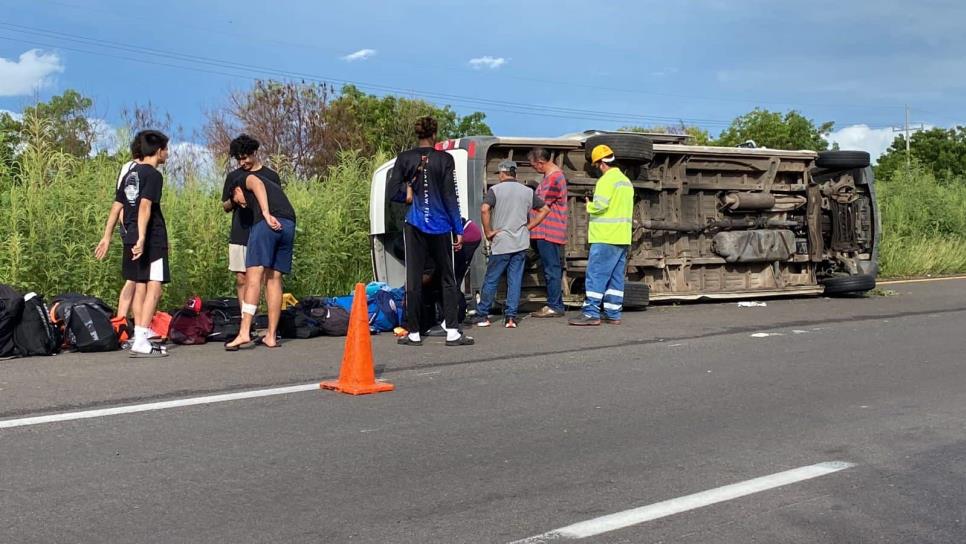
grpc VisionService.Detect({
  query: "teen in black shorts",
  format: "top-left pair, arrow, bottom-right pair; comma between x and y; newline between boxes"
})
116,130 -> 170,358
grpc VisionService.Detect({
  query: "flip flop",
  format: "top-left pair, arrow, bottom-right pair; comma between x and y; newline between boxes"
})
224,340 -> 256,352
254,336 -> 282,348
129,344 -> 169,358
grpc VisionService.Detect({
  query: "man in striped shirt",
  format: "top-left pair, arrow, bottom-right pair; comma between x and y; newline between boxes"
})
528,147 -> 568,318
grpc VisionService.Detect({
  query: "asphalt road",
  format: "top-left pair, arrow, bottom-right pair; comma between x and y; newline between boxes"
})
2,278 -> 965,543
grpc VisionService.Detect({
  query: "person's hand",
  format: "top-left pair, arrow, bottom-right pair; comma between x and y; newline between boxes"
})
132,239 -> 145,261
233,187 -> 247,208
453,234 -> 463,252
485,229 -> 501,241
266,214 -> 282,231
94,237 -> 110,260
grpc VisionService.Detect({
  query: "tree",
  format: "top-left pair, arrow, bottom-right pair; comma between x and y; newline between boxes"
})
619,124 -> 712,145
716,108 -> 833,151
875,127 -> 966,183
20,90 -> 95,157
328,84 -> 492,155
205,80 -> 349,178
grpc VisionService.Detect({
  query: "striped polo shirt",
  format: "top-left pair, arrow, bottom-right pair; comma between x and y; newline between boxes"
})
530,170 -> 568,245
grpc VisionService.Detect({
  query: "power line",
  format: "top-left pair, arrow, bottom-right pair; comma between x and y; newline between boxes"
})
0,23 -> 739,128
23,1 -> 908,113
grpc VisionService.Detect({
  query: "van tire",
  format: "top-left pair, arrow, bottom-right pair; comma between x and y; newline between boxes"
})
623,282 -> 650,310
821,274 -> 876,295
816,151 -> 871,169
585,134 -> 654,163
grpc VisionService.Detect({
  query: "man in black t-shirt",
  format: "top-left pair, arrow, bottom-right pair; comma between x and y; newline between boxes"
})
222,167 -> 251,304
115,130 -> 170,358
223,135 -> 297,351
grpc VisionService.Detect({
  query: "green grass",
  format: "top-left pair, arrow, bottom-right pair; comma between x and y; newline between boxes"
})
0,119 -> 381,309
876,164 -> 966,278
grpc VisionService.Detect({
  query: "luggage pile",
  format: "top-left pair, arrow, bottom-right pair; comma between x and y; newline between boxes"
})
0,282 -> 409,360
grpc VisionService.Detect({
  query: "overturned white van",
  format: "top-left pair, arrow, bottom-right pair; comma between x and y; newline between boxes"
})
370,131 -> 879,307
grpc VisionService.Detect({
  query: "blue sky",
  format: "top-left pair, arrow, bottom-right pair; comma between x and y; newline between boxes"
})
2,0 -> 965,159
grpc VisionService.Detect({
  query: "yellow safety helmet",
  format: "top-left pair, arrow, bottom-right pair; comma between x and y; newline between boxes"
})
590,144 -> 615,163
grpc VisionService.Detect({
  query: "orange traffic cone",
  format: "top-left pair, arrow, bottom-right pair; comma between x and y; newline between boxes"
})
320,283 -> 395,395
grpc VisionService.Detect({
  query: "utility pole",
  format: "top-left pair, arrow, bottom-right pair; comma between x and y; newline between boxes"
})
892,105 -> 925,168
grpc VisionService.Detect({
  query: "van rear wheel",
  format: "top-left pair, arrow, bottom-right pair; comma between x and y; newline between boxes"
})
821,274 -> 876,295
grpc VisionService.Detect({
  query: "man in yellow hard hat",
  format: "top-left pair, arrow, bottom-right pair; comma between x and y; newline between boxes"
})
570,144 -> 635,326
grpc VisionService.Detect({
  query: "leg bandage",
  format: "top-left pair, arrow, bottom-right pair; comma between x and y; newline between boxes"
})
241,303 -> 258,316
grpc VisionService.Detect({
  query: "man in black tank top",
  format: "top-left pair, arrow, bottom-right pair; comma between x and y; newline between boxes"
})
223,135 -> 297,351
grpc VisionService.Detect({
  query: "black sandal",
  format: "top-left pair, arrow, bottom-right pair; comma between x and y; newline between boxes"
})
397,336 -> 423,346
445,334 -> 475,346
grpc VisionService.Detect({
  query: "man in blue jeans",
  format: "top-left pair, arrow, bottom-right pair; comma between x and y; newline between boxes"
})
469,160 -> 550,329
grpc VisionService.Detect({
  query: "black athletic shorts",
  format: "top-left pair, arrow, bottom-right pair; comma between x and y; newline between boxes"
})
122,245 -> 171,283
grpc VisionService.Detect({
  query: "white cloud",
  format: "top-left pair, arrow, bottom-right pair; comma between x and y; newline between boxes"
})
0,49 -> 64,97
826,124 -> 899,162
168,141 -> 217,181
1,108 -> 23,121
469,56 -> 507,70
89,118 -> 120,156
341,49 -> 377,62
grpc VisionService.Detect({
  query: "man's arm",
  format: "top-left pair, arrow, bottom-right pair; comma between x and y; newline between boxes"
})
387,157 -> 409,204
528,205 -> 551,230
221,174 -> 235,212
132,197 -> 152,260
246,174 -> 281,231
586,178 -> 613,216
94,202 -> 124,260
441,154 -> 464,236
481,203 -> 497,241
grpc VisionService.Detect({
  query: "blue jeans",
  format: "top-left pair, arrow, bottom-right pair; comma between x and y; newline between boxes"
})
536,240 -> 565,313
582,243 -> 628,320
477,251 -> 526,319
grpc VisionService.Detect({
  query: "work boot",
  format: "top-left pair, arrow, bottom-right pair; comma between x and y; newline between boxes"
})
602,317 -> 622,325
568,315 -> 601,326
531,306 -> 563,318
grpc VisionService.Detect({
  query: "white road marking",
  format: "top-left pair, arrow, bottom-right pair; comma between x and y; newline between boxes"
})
878,275 -> 966,285
0,383 -> 322,430
509,461 -> 854,543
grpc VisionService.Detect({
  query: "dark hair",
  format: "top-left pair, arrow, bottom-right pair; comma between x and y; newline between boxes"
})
229,134 -> 260,159
528,147 -> 552,162
129,136 -> 142,160
414,116 -> 438,140
134,130 -> 169,157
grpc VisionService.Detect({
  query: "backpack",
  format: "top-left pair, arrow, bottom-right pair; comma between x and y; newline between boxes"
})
204,298 -> 244,340
13,293 -> 60,356
0,284 -> 25,358
111,316 -> 133,343
318,305 -> 350,336
51,293 -> 114,321
169,309 -> 213,345
64,302 -> 118,352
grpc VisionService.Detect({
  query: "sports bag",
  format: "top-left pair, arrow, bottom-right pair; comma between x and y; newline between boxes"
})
0,284 -> 25,358
64,302 -> 118,352
13,293 -> 60,356
169,309 -> 213,345
204,298 -> 244,340
318,305 -> 350,336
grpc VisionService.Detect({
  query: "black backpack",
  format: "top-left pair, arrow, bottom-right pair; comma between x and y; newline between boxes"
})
64,302 -> 118,352
52,293 -> 115,323
0,284 -> 25,358
204,298 -> 244,340
14,293 -> 60,356
318,305 -> 350,336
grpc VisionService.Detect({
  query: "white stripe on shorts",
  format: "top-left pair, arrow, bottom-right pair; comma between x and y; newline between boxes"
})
149,258 -> 165,282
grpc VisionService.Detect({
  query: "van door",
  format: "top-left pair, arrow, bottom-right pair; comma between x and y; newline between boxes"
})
370,150 -> 469,287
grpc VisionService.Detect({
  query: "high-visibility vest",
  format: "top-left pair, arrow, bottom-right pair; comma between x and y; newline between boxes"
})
586,167 -> 634,245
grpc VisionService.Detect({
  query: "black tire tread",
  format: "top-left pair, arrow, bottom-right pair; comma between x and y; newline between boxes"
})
585,134 -> 655,163
623,282 -> 650,310
816,150 -> 871,169
820,273 -> 876,295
